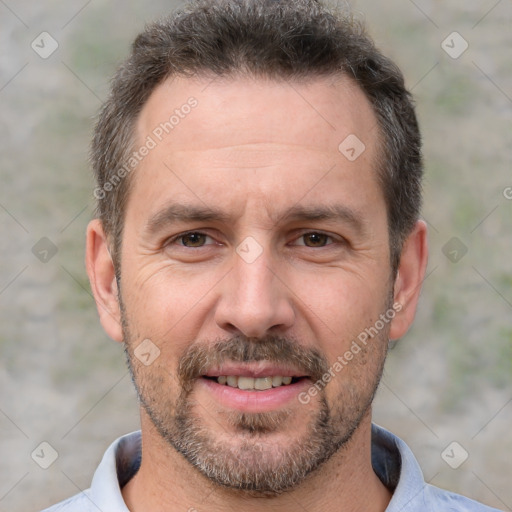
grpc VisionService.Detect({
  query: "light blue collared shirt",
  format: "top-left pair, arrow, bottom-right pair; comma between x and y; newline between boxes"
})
41,424 -> 504,511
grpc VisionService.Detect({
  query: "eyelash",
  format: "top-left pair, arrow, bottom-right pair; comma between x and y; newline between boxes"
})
170,232 -> 215,248
166,231 -> 341,248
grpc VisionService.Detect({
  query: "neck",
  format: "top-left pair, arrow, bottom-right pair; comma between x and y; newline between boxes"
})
122,410 -> 391,512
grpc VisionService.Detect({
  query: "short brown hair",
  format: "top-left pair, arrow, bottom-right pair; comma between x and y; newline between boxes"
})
91,0 -> 422,272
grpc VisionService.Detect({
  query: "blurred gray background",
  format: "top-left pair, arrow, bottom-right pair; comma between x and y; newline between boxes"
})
0,1 -> 511,511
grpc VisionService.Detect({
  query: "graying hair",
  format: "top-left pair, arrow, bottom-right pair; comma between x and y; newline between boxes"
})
91,0 -> 422,272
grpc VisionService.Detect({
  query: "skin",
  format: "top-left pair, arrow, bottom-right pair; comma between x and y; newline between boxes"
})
86,74 -> 428,512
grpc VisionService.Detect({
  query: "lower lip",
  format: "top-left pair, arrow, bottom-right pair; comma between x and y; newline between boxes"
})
199,377 -> 311,413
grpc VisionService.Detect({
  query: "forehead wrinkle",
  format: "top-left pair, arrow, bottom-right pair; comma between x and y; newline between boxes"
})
145,203 -> 232,236
144,198 -> 369,240
273,204 -> 368,236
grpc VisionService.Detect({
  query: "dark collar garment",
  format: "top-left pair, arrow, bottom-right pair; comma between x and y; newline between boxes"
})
41,424 -> 504,511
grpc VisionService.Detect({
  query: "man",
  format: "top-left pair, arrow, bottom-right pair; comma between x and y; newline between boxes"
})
42,0 -> 502,511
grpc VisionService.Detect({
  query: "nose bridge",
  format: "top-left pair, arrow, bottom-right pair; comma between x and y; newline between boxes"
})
215,240 -> 294,337
235,248 -> 274,303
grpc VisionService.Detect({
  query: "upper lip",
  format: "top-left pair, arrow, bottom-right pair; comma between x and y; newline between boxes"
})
203,362 -> 308,378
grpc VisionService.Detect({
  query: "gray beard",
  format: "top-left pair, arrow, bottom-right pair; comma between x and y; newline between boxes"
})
120,294 -> 389,496
136,381 -> 372,496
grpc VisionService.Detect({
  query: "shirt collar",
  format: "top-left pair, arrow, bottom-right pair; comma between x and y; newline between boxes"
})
89,424 -> 428,511
89,431 -> 141,512
371,423 -> 432,511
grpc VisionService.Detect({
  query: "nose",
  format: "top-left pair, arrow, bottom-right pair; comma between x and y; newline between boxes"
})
214,247 -> 295,338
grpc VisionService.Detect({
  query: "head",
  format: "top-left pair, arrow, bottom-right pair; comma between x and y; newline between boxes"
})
86,0 -> 427,497
92,0 -> 423,273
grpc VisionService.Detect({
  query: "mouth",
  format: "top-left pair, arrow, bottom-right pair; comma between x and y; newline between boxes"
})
198,363 -> 312,412
203,375 -> 305,390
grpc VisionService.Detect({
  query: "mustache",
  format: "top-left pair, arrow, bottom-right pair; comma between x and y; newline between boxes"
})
178,335 -> 330,388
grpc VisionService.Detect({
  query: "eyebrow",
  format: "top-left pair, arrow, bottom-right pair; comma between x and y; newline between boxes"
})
145,202 -> 366,236
145,203 -> 232,235
275,204 -> 367,235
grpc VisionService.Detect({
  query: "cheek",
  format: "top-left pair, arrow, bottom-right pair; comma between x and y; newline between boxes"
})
321,318 -> 390,409
122,263 -> 221,349
289,268 -> 389,340
291,271 -> 392,397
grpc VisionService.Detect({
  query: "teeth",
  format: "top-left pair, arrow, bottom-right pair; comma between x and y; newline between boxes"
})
215,375 -> 295,390
237,376 -> 254,390
255,377 -> 273,390
272,376 -> 283,387
226,376 -> 238,387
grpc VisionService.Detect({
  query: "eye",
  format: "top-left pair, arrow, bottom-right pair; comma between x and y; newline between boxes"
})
172,232 -> 214,248
294,232 -> 335,248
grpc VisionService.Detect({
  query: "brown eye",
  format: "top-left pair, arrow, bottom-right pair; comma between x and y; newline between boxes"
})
302,233 -> 331,247
180,232 -> 208,247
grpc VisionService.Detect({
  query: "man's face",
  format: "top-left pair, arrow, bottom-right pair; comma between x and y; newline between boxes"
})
119,75 -> 394,494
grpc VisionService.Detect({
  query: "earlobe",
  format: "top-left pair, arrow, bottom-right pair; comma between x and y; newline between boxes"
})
85,219 -> 123,342
389,220 -> 428,341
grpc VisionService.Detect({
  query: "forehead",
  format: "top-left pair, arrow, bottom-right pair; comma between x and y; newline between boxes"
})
137,74 -> 378,154
130,74 -> 383,224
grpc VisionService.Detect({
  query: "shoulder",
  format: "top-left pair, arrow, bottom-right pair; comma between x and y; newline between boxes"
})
371,424 -> 504,512
423,484 -> 505,512
39,491 -> 94,512
38,431 -> 140,512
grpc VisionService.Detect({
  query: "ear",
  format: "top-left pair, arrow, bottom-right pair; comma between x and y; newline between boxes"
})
85,219 -> 123,343
389,220 -> 428,340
